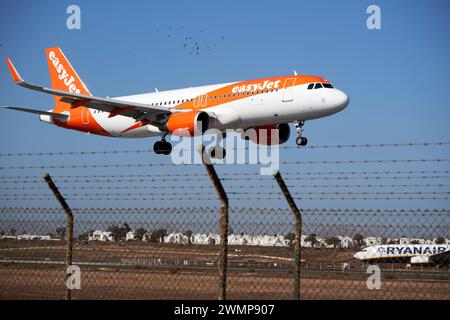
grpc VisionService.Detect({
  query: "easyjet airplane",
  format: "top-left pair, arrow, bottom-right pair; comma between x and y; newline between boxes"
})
3,48 -> 349,156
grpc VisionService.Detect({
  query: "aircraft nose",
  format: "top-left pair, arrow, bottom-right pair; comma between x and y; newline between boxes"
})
335,90 -> 349,110
354,252 -> 361,259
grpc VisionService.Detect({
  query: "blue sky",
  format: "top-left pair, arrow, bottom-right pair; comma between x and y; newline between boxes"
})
0,0 -> 449,212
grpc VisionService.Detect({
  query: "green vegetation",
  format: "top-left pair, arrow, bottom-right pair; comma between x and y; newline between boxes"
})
305,234 -> 318,248
107,223 -> 131,241
325,236 -> 341,248
353,234 -> 365,248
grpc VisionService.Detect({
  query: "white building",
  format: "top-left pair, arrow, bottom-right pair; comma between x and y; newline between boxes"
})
126,231 -> 135,241
88,230 -> 113,241
228,234 -> 246,246
17,234 -> 42,241
364,237 -> 382,246
164,232 -> 189,244
337,236 -> 354,249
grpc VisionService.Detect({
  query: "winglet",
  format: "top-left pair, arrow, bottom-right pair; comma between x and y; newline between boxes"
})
6,57 -> 23,83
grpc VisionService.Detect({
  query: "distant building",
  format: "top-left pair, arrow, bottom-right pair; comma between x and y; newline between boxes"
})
1,230 -> 447,249
364,237 -> 382,246
88,230 -> 113,241
399,237 -> 410,245
337,236 -> 354,249
164,232 -> 189,244
126,231 -> 135,241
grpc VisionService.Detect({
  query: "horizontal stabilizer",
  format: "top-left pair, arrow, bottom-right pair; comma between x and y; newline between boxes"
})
2,106 -> 69,121
5,55 -> 173,123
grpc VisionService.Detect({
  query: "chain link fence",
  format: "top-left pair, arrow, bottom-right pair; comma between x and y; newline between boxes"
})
0,142 -> 449,299
0,206 -> 448,299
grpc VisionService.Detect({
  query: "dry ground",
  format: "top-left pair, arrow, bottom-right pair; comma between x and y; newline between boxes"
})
0,240 -> 448,300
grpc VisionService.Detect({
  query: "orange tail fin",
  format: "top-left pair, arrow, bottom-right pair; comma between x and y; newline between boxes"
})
46,47 -> 91,112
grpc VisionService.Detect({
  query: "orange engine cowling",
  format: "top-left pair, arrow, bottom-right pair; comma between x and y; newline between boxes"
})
247,123 -> 291,145
165,111 -> 210,136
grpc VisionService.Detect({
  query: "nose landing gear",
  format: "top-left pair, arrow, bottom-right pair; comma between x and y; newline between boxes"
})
294,120 -> 308,146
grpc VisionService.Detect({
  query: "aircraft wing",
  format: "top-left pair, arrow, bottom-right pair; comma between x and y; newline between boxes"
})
6,57 -> 174,122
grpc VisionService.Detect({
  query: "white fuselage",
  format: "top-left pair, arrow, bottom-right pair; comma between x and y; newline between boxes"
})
60,79 -> 349,138
354,244 -> 450,263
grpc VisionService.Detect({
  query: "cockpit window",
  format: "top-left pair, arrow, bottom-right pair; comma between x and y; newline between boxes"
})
314,83 -> 323,89
307,83 -> 314,90
322,83 -> 334,88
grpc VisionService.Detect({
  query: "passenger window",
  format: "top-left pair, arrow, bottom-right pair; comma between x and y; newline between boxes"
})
314,83 -> 323,89
307,83 -> 314,90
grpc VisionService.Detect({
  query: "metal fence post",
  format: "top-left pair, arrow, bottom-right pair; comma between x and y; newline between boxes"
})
199,146 -> 229,300
273,170 -> 302,300
42,173 -> 74,300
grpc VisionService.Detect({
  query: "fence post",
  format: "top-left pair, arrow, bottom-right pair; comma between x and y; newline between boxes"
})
199,146 -> 229,300
273,170 -> 302,300
42,173 -> 74,300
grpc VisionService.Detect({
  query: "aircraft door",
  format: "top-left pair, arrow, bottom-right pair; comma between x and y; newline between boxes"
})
81,107 -> 90,125
194,94 -> 208,110
282,78 -> 296,102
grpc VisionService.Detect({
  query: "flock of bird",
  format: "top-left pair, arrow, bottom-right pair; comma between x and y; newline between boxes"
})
156,25 -> 225,56
0,27 -> 224,57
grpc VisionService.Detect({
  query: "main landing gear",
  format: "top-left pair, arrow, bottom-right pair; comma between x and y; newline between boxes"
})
153,136 -> 172,155
208,145 -> 226,159
208,131 -> 226,159
294,120 -> 308,146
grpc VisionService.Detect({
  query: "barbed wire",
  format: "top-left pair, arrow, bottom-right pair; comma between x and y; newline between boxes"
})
1,158 -> 450,171
1,196 -> 449,201
1,206 -> 449,214
1,142 -> 449,157
3,191 -> 449,197
2,183 -> 449,191
225,175 -> 450,181
1,169 -> 450,181
2,175 -> 450,184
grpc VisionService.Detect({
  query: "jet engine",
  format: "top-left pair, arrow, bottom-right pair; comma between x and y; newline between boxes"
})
165,111 -> 210,136
246,123 -> 291,145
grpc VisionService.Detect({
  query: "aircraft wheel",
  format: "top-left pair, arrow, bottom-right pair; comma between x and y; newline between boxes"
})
296,137 -> 308,146
161,142 -> 172,155
153,140 -> 172,155
209,146 -> 226,159
153,141 -> 163,154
